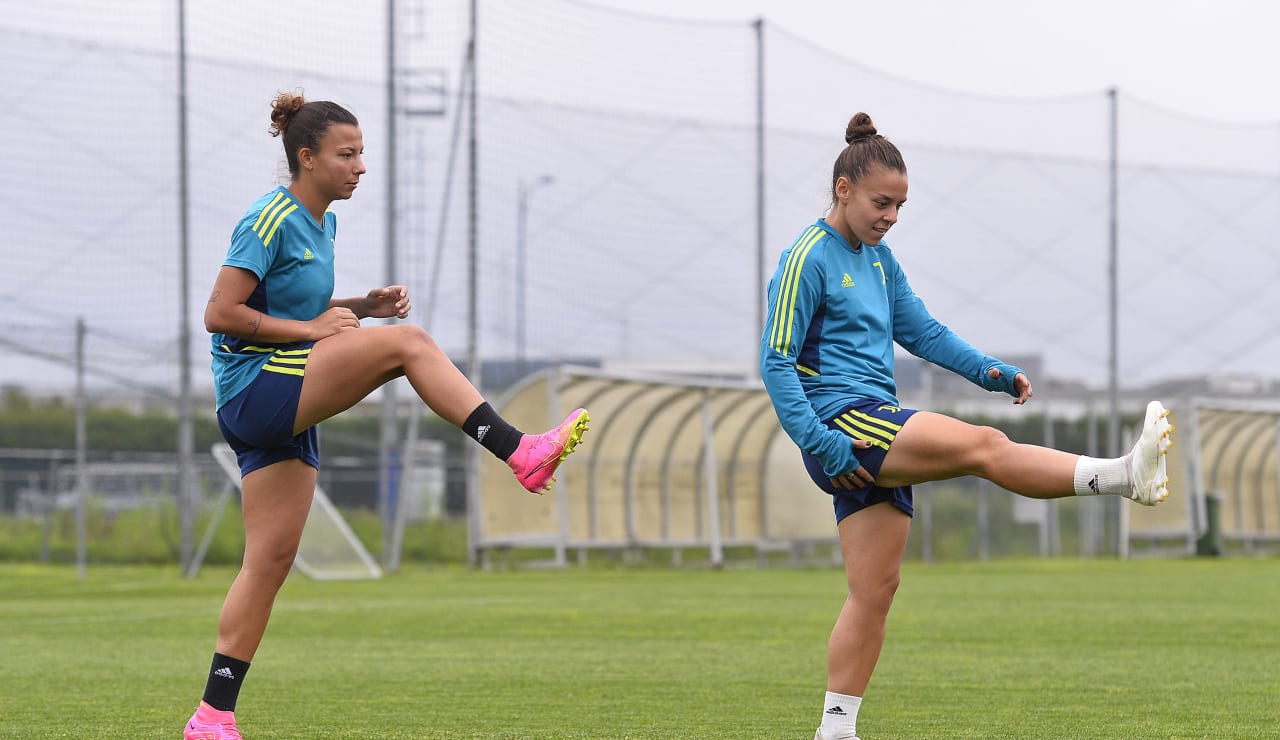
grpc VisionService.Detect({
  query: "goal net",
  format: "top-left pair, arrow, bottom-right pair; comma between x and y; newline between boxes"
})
208,443 -> 382,580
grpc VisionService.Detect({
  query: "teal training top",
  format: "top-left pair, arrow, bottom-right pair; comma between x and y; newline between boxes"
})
759,219 -> 1022,477
210,187 -> 337,409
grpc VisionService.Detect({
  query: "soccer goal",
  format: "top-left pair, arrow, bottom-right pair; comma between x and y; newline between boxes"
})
189,443 -> 382,580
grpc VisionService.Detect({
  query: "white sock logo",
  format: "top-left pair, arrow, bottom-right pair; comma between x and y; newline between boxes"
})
214,667 -> 236,681
476,424 -> 490,442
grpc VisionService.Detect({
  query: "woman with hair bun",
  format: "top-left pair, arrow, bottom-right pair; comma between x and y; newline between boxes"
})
760,112 -> 1173,740
183,90 -> 589,739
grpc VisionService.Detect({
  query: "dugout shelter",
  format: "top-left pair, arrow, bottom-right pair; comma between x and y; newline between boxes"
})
472,366 -> 837,566
1128,398 -> 1280,555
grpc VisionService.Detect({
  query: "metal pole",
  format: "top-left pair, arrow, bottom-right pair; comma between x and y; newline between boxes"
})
467,0 -> 479,389
702,390 -> 723,568
753,18 -> 766,344
378,0 -> 400,566
1107,87 -> 1120,459
75,317 -> 87,580
465,0 -> 481,568
1107,87 -> 1121,556
176,0 -> 196,573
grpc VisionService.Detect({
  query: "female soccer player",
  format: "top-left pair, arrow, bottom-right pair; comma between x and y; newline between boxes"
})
183,91 -> 589,740
759,113 -> 1173,740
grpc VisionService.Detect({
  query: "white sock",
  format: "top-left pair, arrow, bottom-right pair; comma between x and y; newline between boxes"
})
819,691 -> 861,739
1073,454 -> 1131,497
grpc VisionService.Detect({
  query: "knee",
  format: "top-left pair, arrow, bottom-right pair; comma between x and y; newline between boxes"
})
242,542 -> 299,589
395,325 -> 442,360
848,569 -> 901,615
969,425 -> 1014,471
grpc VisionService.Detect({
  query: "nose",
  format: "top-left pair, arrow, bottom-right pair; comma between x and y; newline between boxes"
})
883,206 -> 899,224
354,155 -> 367,175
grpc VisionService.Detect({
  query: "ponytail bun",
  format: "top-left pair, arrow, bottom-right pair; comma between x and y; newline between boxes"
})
845,112 -> 877,145
268,90 -> 307,138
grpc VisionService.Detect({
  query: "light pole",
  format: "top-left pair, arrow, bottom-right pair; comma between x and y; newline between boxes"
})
516,174 -> 554,377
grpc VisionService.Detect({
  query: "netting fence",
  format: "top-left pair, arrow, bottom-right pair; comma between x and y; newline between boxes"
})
3,0 -> 1279,564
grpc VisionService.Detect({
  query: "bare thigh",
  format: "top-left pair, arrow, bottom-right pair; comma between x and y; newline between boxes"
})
838,501 -> 912,587
293,325 -> 416,433
241,459 -> 317,566
875,411 -> 1003,488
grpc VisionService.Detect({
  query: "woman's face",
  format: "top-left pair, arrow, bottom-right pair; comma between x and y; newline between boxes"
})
301,123 -> 366,202
837,166 -> 907,247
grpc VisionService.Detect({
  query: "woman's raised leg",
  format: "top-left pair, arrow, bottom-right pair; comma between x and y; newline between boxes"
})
294,324 -> 482,432
875,411 -> 1078,498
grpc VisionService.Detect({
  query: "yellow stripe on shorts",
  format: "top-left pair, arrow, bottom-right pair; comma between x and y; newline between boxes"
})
832,408 -> 904,450
261,347 -> 310,377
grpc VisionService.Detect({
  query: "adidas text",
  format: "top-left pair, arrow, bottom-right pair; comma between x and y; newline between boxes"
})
825,706 -> 847,716
214,667 -> 237,680
476,424 -> 490,442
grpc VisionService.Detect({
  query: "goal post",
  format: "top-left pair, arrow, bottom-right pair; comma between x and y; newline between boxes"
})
196,443 -> 382,580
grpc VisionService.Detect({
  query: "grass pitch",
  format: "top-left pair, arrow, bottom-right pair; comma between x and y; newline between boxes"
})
1,557 -> 1275,739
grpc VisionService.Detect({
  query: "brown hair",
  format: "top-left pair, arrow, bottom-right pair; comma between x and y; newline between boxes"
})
831,112 -> 906,201
268,90 -> 360,178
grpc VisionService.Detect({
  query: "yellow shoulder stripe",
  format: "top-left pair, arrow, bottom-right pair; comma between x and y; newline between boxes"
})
769,226 -> 824,354
250,192 -> 286,233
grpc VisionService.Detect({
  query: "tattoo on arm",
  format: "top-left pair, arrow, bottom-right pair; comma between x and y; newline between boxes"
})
208,290 -> 220,304
249,312 -> 262,339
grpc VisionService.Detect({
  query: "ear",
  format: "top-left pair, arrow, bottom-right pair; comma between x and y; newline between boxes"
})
834,175 -> 851,203
297,147 -> 315,171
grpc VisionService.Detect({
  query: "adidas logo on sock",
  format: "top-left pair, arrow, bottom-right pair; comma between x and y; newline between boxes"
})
476,424 -> 490,442
825,706 -> 847,716
1088,475 -> 1100,493
214,667 -> 237,680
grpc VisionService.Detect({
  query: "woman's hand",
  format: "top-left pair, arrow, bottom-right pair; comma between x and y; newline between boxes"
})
363,285 -> 411,319
308,307 -> 361,339
829,438 -> 877,490
987,366 -> 1034,405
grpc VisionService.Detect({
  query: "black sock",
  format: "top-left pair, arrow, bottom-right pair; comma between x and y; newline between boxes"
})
462,402 -> 523,460
202,652 -> 251,712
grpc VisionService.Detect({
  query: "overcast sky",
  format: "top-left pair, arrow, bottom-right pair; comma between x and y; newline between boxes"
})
5,0 -> 1280,394
591,0 -> 1280,123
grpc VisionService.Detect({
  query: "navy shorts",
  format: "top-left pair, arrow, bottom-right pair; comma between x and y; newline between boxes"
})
801,399 -> 918,523
217,346 -> 319,478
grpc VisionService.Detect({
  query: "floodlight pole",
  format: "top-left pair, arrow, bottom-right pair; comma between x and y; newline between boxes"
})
176,0 -> 196,573
1107,87 -> 1120,459
1107,88 -> 1123,555
754,18 -> 766,344
465,0 -> 481,569
379,0 -> 401,567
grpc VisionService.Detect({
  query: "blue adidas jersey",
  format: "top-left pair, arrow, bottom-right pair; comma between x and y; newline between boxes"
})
760,219 -> 1012,477
210,187 -> 337,409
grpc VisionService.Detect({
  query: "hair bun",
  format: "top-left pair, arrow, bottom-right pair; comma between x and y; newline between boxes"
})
845,112 -> 877,145
268,90 -> 307,138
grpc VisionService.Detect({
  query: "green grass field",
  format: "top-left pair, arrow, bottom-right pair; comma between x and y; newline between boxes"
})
2,558 -> 1276,739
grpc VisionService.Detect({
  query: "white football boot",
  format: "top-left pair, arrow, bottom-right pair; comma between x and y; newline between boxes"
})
1127,401 -> 1174,505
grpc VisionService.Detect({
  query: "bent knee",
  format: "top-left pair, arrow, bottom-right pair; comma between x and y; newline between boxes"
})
392,324 -> 441,357
393,323 -> 434,344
